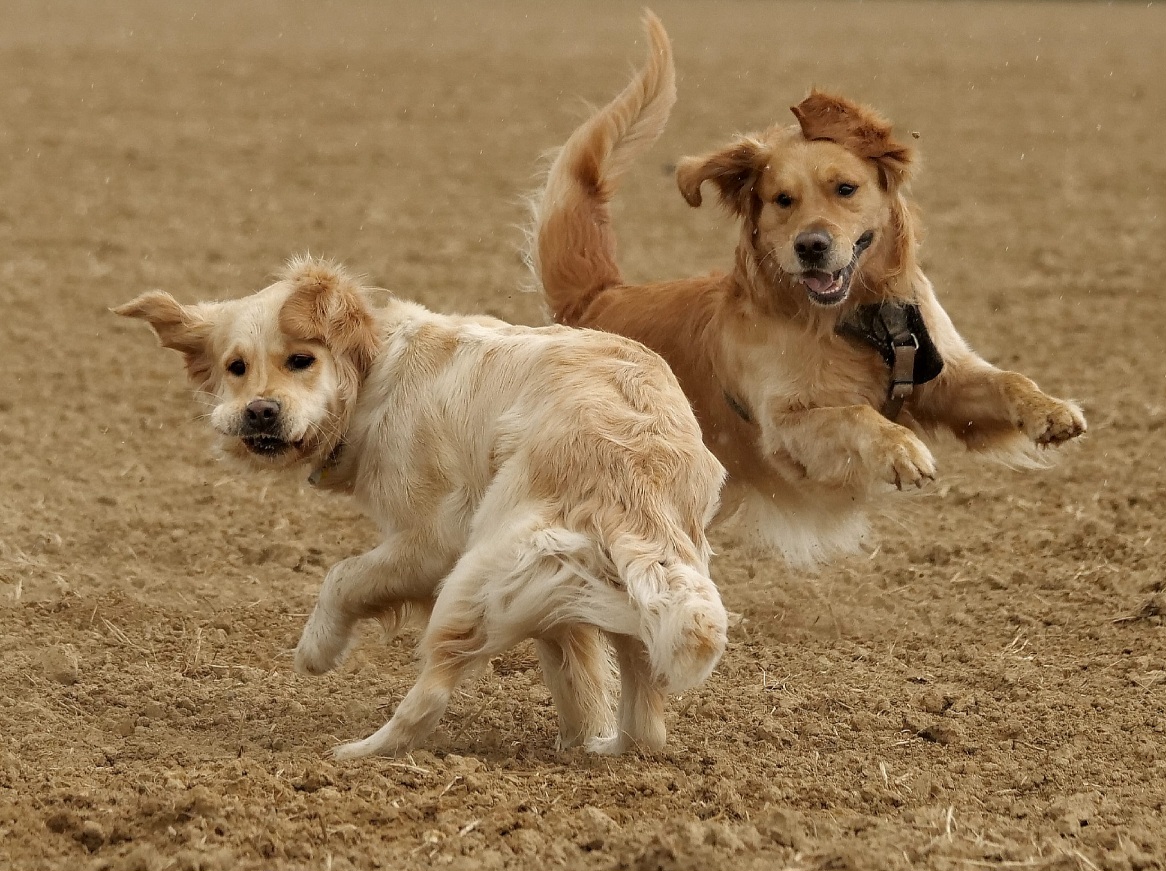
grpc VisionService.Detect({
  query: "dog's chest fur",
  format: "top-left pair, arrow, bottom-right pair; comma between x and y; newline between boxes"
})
723,314 -> 888,416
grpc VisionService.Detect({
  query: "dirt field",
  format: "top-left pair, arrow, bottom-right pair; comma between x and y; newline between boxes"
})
1,1 -> 1164,868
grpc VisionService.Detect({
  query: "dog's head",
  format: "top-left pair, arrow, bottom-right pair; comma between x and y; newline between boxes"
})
114,256 -> 379,471
677,89 -> 917,308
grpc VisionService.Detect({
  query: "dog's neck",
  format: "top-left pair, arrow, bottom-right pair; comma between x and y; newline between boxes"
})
307,439 -> 352,491
302,298 -> 429,493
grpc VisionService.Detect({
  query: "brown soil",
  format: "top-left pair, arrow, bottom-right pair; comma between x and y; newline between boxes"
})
2,2 -> 1163,869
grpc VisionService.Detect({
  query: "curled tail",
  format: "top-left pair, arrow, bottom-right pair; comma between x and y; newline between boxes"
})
525,11 -> 676,325
607,533 -> 728,694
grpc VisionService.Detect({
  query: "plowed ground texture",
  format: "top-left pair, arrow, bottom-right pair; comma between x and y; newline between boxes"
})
1,2 -> 1163,869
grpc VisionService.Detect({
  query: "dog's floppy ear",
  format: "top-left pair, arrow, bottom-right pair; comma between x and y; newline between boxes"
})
676,137 -> 767,216
791,89 -> 915,190
113,292 -> 215,383
278,256 -> 379,375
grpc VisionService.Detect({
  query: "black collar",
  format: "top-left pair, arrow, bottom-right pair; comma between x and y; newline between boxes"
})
836,301 -> 944,420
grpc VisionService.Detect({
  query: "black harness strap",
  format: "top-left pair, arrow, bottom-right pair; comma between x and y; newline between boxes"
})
836,302 -> 944,420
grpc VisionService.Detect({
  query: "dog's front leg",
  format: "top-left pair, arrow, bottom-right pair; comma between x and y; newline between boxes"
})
913,361 -> 1086,453
294,538 -> 439,676
761,404 -> 936,490
910,284 -> 1086,453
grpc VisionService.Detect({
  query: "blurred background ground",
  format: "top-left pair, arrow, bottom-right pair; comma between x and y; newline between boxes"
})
0,1 -> 1163,868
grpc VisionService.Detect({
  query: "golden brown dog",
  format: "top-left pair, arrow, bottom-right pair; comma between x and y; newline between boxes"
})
116,256 -> 727,757
528,13 -> 1086,567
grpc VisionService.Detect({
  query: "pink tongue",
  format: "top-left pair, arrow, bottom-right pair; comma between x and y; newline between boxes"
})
801,271 -> 835,294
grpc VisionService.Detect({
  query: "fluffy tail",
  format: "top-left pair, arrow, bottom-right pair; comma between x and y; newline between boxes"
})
525,11 -> 676,325
607,533 -> 728,694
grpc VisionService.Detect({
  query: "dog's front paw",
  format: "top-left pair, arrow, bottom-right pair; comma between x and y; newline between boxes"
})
781,410 -> 936,491
293,609 -> 350,676
872,428 -> 936,490
293,640 -> 335,677
332,736 -> 396,760
1014,395 -> 1087,447
584,733 -> 627,756
332,722 -> 415,760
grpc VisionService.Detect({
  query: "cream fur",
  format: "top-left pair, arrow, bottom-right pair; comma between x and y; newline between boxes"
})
116,256 -> 728,759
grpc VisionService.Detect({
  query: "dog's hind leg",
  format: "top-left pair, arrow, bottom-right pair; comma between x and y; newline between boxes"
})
535,625 -> 615,749
295,537 -> 446,677
586,633 -> 666,755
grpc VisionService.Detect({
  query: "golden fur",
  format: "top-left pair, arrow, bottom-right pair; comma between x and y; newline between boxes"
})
527,13 -> 1086,567
115,256 -> 728,758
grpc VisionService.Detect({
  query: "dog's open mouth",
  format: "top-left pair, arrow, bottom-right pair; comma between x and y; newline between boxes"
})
800,230 -> 875,307
242,435 -> 293,457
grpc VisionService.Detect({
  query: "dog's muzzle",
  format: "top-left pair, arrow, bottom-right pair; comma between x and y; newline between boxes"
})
799,230 -> 875,306
240,398 -> 293,457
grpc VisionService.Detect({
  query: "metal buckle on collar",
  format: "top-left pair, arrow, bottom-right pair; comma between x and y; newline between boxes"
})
890,334 -> 918,399
882,334 -> 919,420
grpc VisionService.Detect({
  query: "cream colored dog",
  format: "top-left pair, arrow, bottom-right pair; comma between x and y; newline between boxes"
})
116,256 -> 727,758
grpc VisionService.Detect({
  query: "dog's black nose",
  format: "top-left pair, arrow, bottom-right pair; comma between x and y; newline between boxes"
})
244,398 -> 281,432
794,230 -> 832,265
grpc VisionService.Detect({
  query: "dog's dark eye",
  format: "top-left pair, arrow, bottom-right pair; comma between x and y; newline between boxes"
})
837,183 -> 858,198
287,353 -> 315,371
227,359 -> 246,377
775,193 -> 794,208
